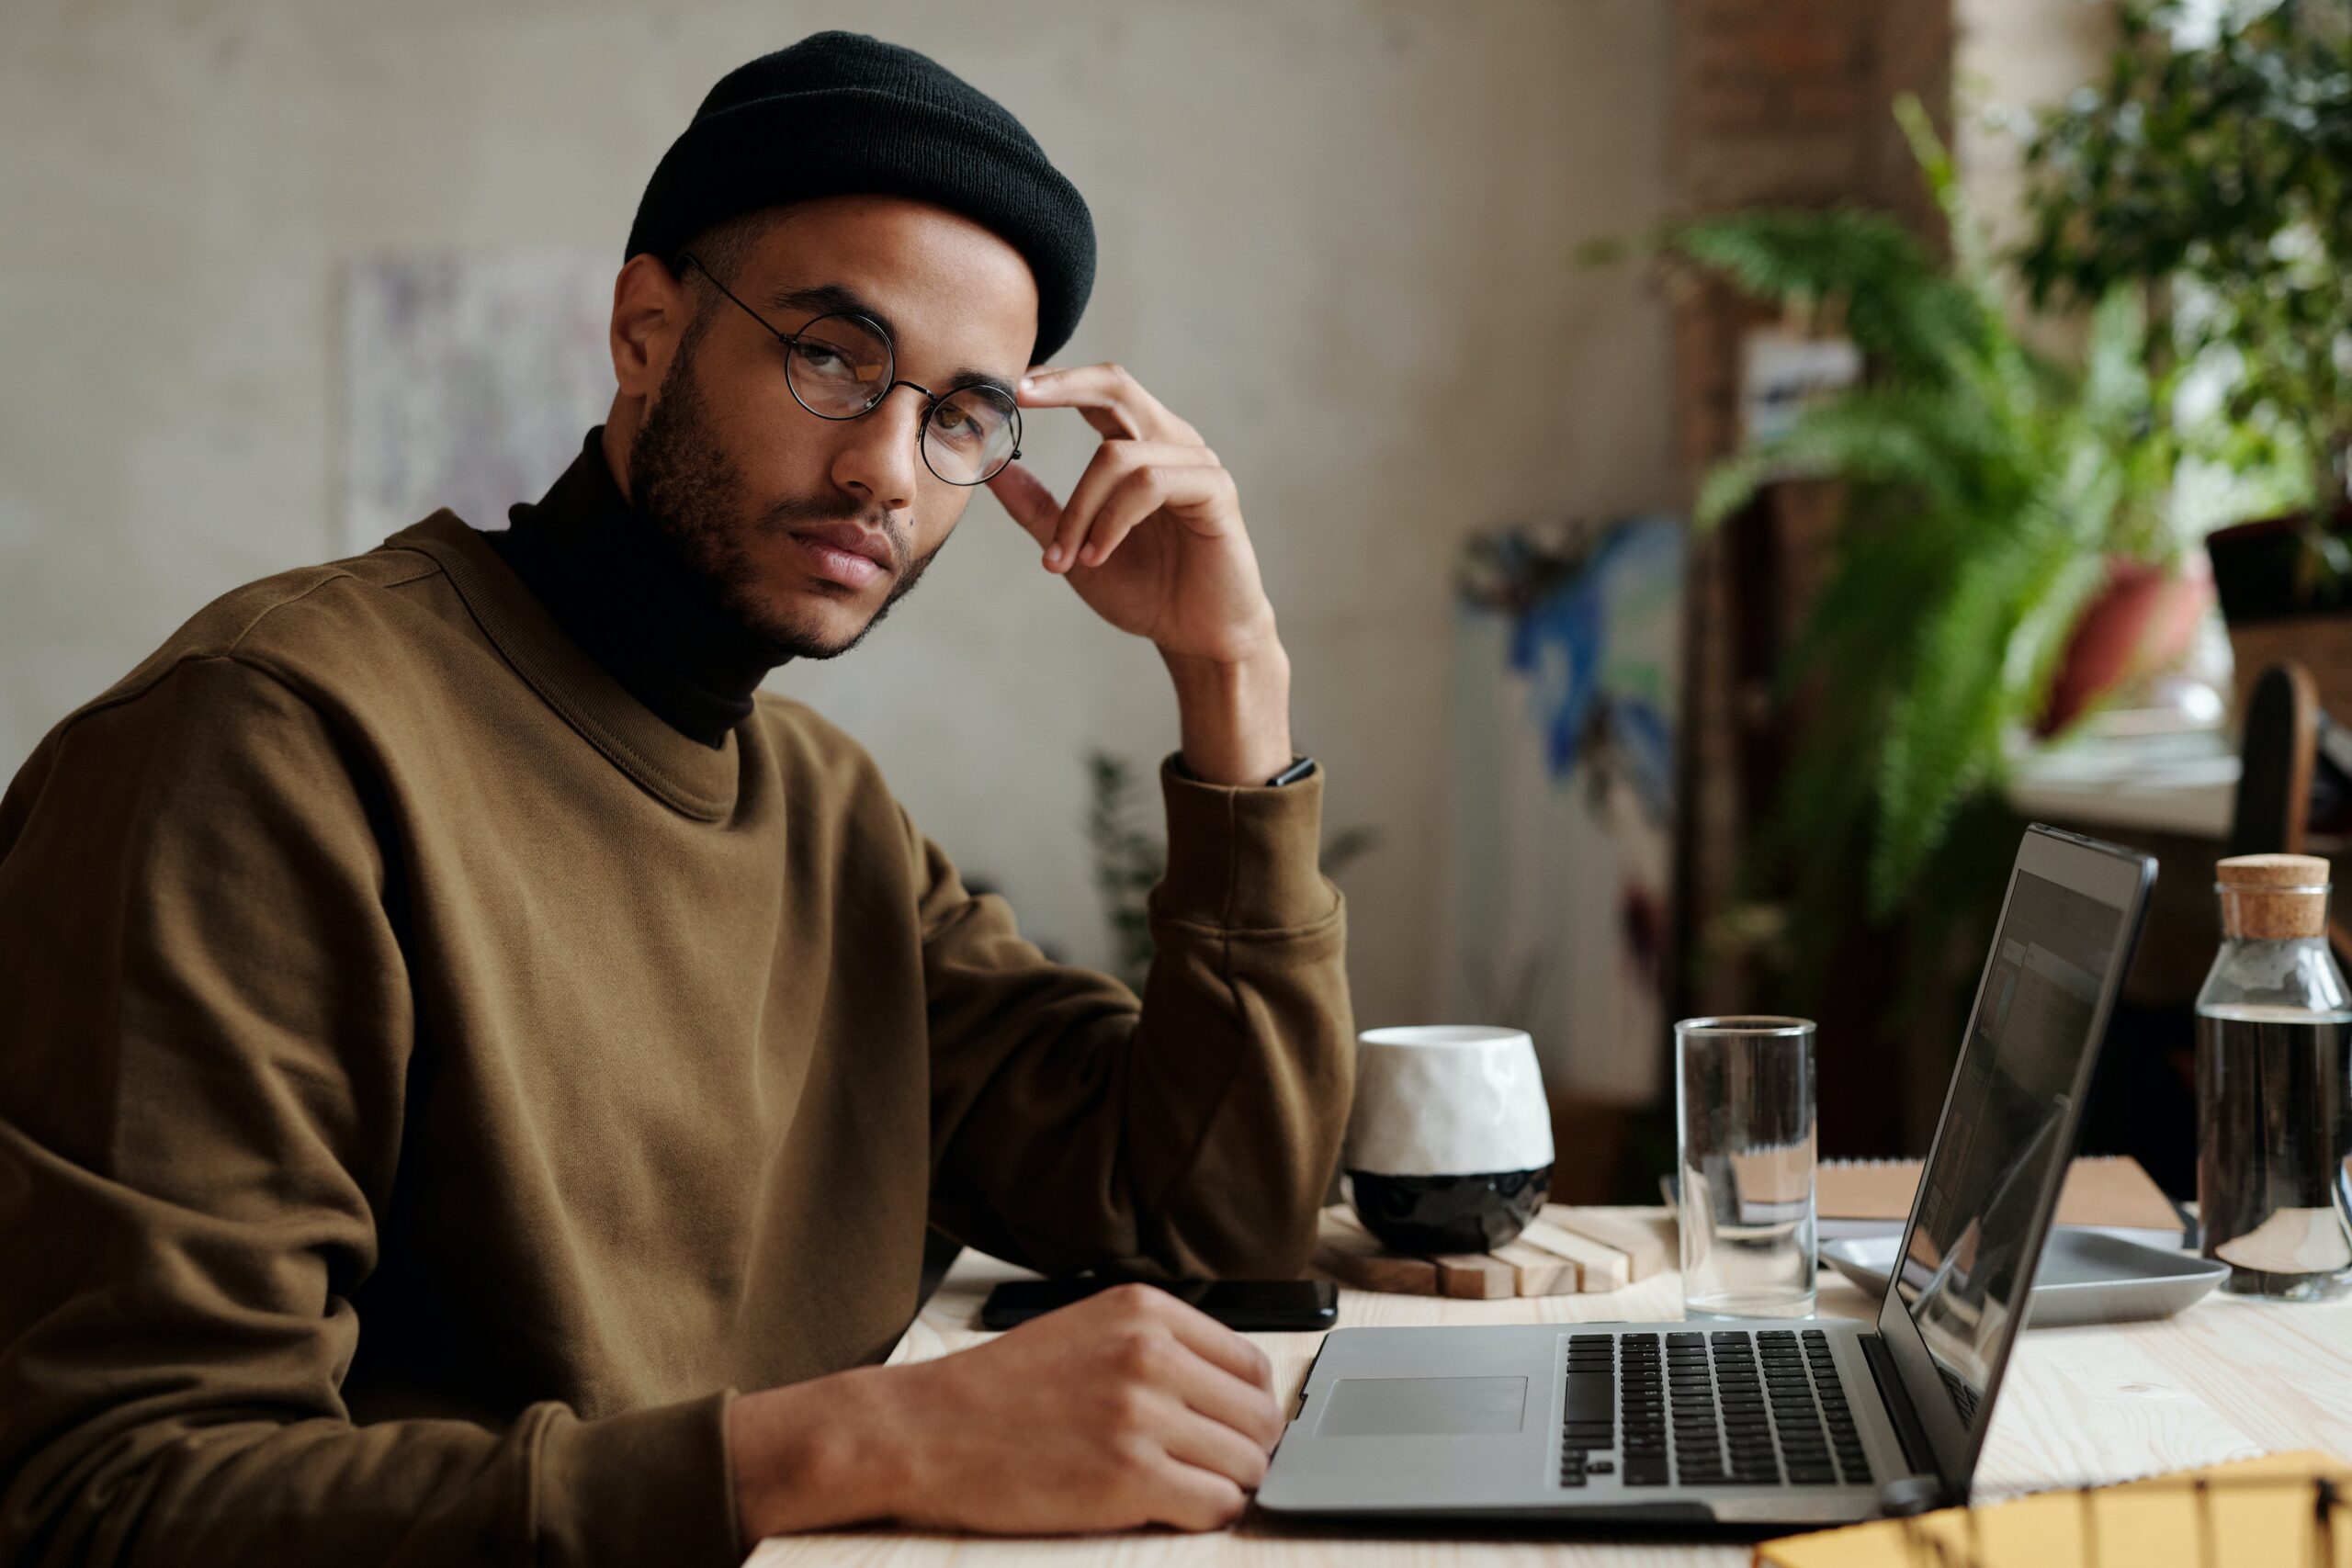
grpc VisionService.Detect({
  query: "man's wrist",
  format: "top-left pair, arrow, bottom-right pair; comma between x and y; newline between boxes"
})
1161,637 -> 1293,785
728,1365 -> 910,1538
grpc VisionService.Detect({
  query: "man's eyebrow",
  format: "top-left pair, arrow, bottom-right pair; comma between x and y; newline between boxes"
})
767,283 -> 894,334
766,283 -> 1021,400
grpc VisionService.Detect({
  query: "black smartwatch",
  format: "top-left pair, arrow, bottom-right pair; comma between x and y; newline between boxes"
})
1170,752 -> 1317,787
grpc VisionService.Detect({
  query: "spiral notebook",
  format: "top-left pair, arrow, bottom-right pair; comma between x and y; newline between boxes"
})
1662,1153 -> 2193,1249
1755,1449 -> 2352,1568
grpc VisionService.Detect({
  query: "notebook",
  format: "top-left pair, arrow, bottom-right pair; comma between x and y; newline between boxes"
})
1756,1449 -> 2352,1567
1662,1154 -> 2192,1249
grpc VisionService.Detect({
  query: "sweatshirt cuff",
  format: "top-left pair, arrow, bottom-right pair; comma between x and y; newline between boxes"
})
1150,752 -> 1338,931
533,1389 -> 741,1568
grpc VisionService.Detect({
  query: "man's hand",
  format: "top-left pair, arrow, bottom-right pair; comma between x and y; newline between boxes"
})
987,364 -> 1273,665
728,1282 -> 1287,1540
987,364 -> 1294,784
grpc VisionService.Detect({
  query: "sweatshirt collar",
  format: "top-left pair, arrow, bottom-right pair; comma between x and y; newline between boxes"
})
487,426 -> 794,749
383,506 -> 749,823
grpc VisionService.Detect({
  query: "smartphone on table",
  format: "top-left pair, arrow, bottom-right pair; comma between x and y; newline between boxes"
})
978,1277 -> 1338,1332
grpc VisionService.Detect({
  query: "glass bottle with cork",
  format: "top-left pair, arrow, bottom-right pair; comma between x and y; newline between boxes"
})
2195,852 -> 2352,1300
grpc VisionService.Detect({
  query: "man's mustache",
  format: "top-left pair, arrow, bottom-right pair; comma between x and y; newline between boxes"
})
757,491 -> 910,573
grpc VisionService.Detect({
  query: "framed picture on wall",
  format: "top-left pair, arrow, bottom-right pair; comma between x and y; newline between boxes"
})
340,248 -> 616,556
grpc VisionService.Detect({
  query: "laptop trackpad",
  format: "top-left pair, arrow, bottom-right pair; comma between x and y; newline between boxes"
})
1316,1376 -> 1529,1436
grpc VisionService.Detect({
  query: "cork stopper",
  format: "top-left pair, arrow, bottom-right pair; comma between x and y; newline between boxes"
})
2215,853 -> 2332,940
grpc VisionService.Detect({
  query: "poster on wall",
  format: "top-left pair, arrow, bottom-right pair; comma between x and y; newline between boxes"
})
340,249 -> 616,556
1439,514 -> 1686,1108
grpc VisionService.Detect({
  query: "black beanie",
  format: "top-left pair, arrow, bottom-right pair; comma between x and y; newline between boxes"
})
625,31 -> 1095,363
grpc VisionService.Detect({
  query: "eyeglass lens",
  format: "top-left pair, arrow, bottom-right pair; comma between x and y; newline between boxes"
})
785,312 -> 1019,485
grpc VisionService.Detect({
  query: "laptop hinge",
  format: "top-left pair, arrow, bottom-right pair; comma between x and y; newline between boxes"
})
1857,1330 -> 1946,1511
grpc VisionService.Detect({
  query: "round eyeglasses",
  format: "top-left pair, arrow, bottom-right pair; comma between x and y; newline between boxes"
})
675,252 -> 1023,486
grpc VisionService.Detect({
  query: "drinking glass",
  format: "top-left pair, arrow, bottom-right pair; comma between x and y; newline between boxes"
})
1676,1016 -> 1817,1320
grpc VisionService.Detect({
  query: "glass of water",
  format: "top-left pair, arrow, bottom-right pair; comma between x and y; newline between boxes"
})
1676,1016 -> 1817,1320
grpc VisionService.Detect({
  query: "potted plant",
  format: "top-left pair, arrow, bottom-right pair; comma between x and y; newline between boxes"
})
1664,98 -> 2186,952
2015,0 -> 2352,716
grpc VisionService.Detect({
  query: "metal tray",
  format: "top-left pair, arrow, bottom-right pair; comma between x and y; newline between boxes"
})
1820,1228 -> 2228,1327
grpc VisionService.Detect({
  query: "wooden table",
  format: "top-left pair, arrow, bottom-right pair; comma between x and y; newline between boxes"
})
746,1210 -> 2352,1565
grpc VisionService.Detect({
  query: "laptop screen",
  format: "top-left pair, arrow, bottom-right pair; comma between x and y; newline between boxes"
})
1891,866 -> 2125,1434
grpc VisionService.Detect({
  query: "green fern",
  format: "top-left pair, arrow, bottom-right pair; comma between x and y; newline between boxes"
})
1661,95 -> 2181,929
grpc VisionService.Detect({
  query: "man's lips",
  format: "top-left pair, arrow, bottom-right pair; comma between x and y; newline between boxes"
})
785,522 -> 893,590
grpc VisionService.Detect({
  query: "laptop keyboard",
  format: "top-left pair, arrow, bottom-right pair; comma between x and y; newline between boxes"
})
1558,1329 -> 1873,1489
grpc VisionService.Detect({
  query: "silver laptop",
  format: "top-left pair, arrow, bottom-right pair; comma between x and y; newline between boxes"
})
1259,824 -> 2154,1529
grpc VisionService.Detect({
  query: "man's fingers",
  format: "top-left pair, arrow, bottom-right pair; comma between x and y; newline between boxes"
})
1047,443 -> 1221,572
1153,1332 -> 1286,1450
1070,464 -> 1237,571
1019,362 -> 1204,446
1145,1293 -> 1280,1403
1153,1399 -> 1273,1492
1140,1455 -> 1250,1532
986,460 -> 1062,547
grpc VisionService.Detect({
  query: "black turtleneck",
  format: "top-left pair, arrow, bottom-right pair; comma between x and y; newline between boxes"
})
484,426 -> 793,749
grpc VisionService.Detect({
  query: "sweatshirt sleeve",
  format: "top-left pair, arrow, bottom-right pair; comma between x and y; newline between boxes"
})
0,656 -> 741,1568
919,755 -> 1353,1280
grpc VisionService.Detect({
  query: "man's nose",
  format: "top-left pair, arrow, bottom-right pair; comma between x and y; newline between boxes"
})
829,383 -> 928,513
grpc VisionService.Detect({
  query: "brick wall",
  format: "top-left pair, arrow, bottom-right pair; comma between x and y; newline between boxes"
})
1669,0 -> 1954,1060
1672,0 -> 1953,473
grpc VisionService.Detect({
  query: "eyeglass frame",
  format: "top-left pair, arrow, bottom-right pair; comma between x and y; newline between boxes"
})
673,251 -> 1023,486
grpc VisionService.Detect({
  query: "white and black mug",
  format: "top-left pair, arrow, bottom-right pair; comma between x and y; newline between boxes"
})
1344,1025 -> 1555,1253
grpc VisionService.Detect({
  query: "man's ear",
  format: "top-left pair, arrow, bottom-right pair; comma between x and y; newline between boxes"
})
610,254 -> 688,400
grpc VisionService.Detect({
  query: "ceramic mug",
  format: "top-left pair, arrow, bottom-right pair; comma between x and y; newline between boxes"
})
1344,1024 -> 1555,1252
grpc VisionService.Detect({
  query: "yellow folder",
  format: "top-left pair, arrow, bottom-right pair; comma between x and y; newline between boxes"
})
1755,1450 -> 2352,1568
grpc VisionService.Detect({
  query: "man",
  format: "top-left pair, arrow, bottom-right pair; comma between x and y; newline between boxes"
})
0,31 -> 1351,1564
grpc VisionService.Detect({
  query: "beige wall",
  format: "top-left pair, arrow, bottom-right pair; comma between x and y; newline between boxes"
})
0,0 -> 1679,1027
1953,0 -> 2116,258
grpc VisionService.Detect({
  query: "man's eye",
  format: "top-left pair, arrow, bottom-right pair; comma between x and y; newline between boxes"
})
797,343 -> 846,370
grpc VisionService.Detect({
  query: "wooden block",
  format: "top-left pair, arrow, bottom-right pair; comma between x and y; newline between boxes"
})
1429,1252 -> 1517,1299
1540,1205 -> 1671,1281
1311,1210 -> 1438,1294
1515,1217 -> 1633,1292
1492,1239 -> 1579,1295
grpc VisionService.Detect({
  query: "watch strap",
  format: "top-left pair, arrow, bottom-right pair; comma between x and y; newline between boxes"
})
1170,751 -> 1317,787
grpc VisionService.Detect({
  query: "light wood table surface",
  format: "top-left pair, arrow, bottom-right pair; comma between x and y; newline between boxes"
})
746,1209 -> 2352,1565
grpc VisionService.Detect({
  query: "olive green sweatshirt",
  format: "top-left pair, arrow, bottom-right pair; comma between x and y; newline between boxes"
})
0,509 -> 1352,1566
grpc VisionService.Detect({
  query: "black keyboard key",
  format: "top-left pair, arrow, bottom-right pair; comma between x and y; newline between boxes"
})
1623,1453 -> 1668,1485
1565,1370 -> 1612,1425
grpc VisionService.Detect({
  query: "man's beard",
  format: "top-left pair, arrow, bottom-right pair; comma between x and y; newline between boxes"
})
626,322 -> 942,660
